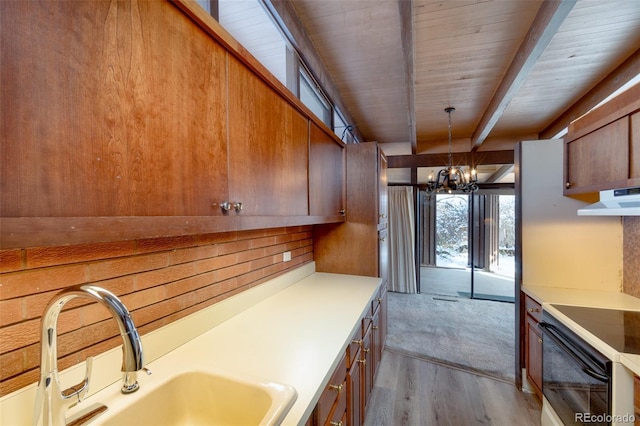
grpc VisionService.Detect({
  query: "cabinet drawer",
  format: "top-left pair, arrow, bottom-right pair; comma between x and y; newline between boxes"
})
317,353 -> 347,425
524,295 -> 542,323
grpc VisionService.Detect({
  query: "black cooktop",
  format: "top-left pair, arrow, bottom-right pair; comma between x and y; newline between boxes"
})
550,304 -> 640,355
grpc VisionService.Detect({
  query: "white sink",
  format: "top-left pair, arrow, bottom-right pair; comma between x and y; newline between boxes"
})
91,371 -> 296,426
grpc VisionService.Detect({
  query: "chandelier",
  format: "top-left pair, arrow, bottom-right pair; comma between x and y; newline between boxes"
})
425,107 -> 478,193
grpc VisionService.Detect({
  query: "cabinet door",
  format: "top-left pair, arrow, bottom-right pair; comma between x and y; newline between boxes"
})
362,325 -> 373,407
1,0 -> 229,217
227,57 -> 309,217
348,345 -> 363,426
565,116 -> 629,194
378,150 -> 389,230
525,315 -> 543,397
372,308 -> 382,378
379,229 -> 389,285
631,112 -> 640,181
309,123 -> 345,217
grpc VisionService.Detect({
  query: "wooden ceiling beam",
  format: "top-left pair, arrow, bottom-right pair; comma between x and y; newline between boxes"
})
387,150 -> 514,169
398,0 -> 417,155
470,0 -> 577,151
540,48 -> 640,139
485,165 -> 515,183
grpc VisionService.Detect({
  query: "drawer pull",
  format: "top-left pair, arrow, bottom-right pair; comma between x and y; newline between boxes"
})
528,307 -> 540,313
329,384 -> 343,393
377,298 -> 382,302
330,422 -> 343,426
357,359 -> 366,365
352,339 -> 363,345
363,348 -> 370,354
373,325 -> 379,330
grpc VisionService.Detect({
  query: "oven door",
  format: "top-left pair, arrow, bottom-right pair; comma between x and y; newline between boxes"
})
540,313 -> 612,426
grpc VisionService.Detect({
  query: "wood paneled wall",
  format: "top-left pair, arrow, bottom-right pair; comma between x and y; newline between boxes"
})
0,227 -> 313,397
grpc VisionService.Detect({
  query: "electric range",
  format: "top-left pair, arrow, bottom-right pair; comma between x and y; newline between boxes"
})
541,305 -> 639,425
550,304 -> 640,355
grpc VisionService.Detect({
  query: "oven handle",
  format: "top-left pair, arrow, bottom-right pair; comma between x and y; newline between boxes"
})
539,322 -> 609,383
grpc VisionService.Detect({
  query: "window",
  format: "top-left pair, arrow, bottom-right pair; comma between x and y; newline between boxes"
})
299,69 -> 331,127
217,0 -> 288,86
196,0 -> 351,137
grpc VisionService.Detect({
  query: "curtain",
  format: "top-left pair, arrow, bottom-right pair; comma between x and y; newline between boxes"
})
388,186 -> 417,293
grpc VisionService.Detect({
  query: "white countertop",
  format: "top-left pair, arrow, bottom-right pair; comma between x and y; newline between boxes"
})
0,263 -> 382,426
173,271 -> 381,424
522,285 -> 640,374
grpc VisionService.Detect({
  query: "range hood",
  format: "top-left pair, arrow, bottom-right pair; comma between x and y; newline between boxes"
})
577,187 -> 640,216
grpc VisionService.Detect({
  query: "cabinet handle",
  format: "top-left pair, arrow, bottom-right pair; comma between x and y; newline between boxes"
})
379,213 -> 386,219
352,339 -> 363,345
528,308 -> 540,313
565,182 -> 572,189
233,202 -> 243,213
377,298 -> 382,302
329,383 -> 343,393
220,201 -> 232,212
357,359 -> 366,365
373,326 -> 379,330
538,338 -> 543,344
379,237 -> 386,242
338,209 -> 345,215
330,422 -> 343,426
363,348 -> 370,354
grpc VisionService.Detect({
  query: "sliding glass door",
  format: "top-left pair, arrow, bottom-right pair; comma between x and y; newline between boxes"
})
418,190 -> 514,302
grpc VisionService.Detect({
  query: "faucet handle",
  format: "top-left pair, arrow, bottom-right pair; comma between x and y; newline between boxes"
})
61,357 -> 93,404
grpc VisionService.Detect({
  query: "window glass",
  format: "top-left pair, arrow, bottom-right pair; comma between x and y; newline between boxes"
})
300,71 -> 331,127
218,0 -> 288,85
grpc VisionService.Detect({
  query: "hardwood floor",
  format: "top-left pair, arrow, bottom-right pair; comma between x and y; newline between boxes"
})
364,349 -> 542,426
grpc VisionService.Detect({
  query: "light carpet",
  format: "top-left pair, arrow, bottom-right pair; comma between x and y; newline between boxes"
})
385,291 -> 516,382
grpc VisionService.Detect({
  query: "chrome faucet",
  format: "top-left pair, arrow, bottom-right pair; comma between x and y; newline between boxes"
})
33,285 -> 144,426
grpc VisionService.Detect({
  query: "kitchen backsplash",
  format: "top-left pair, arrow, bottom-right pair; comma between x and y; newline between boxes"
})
0,226 -> 313,397
623,217 -> 640,298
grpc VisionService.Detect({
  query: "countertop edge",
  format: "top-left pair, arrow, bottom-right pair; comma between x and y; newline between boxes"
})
522,285 -> 640,363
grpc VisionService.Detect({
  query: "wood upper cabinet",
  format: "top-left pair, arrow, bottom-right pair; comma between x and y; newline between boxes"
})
314,142 -> 388,279
227,56 -> 309,218
564,83 -> 640,198
378,153 -> 389,230
565,117 -> 629,193
1,0 -> 229,218
309,123 -> 345,218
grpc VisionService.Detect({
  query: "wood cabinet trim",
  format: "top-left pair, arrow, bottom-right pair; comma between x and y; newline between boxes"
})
0,216 -> 240,249
565,83 -> 640,143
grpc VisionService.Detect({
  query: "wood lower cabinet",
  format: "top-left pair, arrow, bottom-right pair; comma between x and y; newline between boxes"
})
524,295 -> 543,398
310,283 -> 387,426
315,353 -> 348,426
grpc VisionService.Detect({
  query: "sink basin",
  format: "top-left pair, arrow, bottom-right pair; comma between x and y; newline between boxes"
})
95,371 -> 296,426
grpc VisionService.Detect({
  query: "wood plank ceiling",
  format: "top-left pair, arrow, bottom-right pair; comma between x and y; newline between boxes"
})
289,0 -> 640,184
